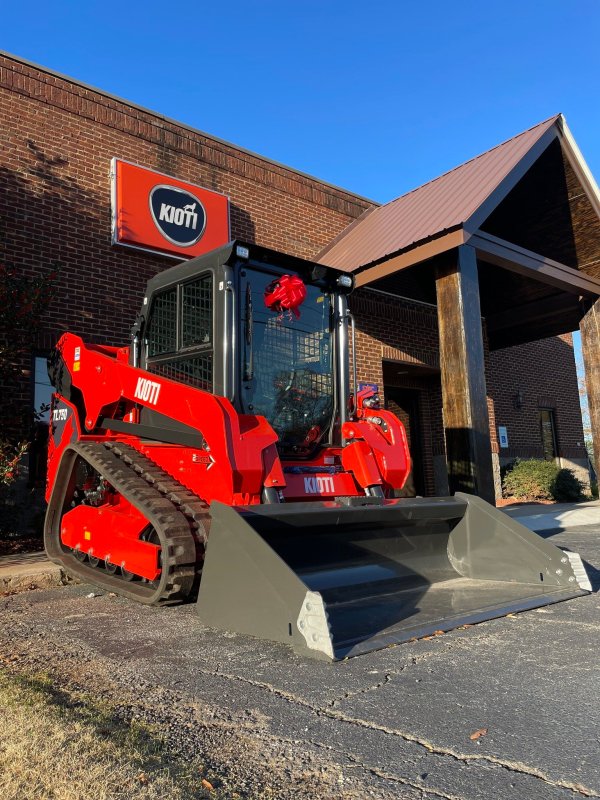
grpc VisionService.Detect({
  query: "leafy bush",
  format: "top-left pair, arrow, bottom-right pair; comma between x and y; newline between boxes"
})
503,459 -> 557,500
0,440 -> 28,488
503,459 -> 584,502
553,468 -> 585,502
500,459 -> 517,485
0,263 -> 58,490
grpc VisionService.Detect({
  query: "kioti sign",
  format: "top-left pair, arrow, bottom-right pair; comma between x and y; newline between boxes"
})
111,159 -> 230,258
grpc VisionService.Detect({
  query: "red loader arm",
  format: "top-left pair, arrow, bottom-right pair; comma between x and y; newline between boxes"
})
51,333 -> 284,504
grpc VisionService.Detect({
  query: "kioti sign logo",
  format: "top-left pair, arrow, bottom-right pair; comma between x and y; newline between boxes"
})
111,159 -> 230,258
149,185 -> 206,246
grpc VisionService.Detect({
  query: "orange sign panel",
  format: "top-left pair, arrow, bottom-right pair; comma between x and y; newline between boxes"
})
111,159 -> 230,259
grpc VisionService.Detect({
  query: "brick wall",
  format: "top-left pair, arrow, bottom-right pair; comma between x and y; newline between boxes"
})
487,333 -> 586,463
350,289 -> 444,495
0,53 -> 372,353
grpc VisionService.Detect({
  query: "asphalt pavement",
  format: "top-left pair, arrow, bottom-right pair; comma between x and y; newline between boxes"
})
0,513 -> 599,799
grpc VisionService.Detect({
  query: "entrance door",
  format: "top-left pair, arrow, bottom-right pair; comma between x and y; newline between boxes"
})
385,387 -> 425,497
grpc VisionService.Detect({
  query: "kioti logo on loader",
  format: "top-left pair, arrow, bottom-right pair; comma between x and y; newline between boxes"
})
134,377 -> 162,405
304,476 -> 335,494
149,186 -> 206,247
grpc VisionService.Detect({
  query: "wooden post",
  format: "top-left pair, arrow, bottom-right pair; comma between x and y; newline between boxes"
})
580,300 -> 600,481
435,245 -> 495,503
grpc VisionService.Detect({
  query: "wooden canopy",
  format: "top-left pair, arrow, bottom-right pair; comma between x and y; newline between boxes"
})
319,114 -> 600,349
318,116 -> 600,501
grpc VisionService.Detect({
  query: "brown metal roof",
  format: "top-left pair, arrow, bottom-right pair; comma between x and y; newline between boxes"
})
317,115 -> 561,272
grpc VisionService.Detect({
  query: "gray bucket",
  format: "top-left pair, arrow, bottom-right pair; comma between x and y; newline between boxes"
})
196,493 -> 590,660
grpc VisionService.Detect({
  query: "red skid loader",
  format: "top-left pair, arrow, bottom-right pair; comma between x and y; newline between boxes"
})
44,242 -> 591,660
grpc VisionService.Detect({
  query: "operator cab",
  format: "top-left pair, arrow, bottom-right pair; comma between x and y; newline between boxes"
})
135,242 -> 354,458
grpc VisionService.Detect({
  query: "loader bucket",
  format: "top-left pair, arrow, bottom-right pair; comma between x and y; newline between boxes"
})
196,493 -> 591,660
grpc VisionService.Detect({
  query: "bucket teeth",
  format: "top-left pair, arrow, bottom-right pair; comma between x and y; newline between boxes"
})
296,591 -> 334,660
564,551 -> 592,591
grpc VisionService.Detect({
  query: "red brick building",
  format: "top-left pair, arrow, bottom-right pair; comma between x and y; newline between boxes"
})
1,51 -> 596,500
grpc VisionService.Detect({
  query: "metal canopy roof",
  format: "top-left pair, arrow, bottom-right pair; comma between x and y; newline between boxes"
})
318,115 -> 600,349
317,115 -> 600,283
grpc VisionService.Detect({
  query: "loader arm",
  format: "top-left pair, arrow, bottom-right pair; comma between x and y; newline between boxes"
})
51,332 -> 284,503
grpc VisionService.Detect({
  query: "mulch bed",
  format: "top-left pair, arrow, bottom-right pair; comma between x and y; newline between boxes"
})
495,498 -> 556,508
0,536 -> 44,557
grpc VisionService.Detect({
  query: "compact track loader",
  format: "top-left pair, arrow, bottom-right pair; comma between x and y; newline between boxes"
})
45,242 -> 591,660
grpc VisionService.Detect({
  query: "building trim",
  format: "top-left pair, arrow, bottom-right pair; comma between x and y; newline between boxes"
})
559,115 -> 600,220
470,230 -> 600,296
354,229 -> 467,286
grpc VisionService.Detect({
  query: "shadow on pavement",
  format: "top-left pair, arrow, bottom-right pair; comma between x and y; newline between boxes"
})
578,559 -> 600,591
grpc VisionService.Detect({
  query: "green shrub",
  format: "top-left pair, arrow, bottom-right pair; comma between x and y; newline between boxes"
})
503,459 -> 557,500
499,459 -> 517,485
502,459 -> 584,502
553,468 -> 585,502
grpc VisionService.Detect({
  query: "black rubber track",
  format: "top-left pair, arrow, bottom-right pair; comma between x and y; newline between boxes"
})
104,442 -> 211,546
44,441 -> 209,605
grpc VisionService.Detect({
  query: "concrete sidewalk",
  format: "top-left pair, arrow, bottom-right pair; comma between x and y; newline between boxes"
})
502,498 -> 600,531
2,499 -> 599,591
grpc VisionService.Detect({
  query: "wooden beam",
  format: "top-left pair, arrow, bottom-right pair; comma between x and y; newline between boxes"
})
435,245 -> 496,502
580,301 -> 600,481
470,230 -> 600,296
354,229 -> 466,287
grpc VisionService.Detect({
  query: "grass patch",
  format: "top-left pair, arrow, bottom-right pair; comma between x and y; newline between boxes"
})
0,669 -> 225,799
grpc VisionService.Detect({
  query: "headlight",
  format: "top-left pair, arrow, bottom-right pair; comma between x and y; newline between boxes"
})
336,274 -> 354,289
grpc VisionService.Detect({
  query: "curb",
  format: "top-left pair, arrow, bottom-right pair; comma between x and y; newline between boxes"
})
0,553 -> 72,595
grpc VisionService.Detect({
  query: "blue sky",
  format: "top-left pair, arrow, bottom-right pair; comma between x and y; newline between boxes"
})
2,1 -> 599,416
2,1 -> 599,203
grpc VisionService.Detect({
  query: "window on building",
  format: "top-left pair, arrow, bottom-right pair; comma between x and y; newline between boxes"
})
34,355 -> 53,421
540,409 -> 558,460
